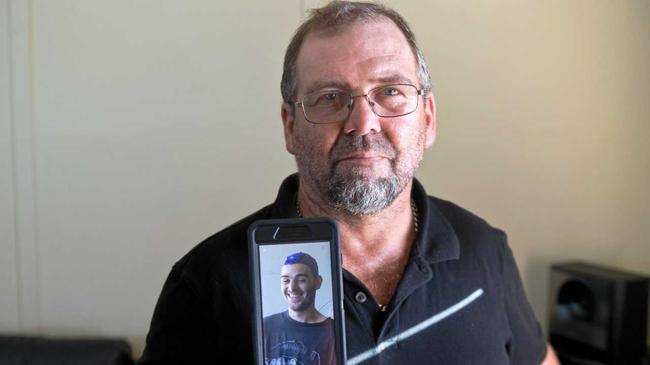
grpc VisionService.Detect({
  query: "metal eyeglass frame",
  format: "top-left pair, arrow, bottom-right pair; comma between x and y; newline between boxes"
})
292,83 -> 426,124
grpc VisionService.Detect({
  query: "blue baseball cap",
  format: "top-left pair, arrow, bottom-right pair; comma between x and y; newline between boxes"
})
284,252 -> 319,277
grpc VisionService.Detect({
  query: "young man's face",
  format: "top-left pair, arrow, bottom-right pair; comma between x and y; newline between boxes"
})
280,263 -> 322,314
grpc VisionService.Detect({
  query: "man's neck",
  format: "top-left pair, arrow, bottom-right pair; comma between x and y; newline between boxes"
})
288,307 -> 327,324
296,178 -> 417,306
296,178 -> 416,256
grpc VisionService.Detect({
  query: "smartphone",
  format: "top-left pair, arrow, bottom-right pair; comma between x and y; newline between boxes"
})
248,217 -> 346,365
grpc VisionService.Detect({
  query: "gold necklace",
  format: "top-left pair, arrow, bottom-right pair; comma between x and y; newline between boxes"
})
295,195 -> 419,312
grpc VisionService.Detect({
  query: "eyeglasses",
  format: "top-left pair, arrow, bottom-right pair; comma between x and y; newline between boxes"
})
293,83 -> 425,124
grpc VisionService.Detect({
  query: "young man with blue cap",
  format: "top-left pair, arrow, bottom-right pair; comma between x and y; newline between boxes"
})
263,252 -> 335,365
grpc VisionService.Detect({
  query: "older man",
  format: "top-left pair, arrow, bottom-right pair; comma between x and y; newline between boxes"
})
139,1 -> 558,364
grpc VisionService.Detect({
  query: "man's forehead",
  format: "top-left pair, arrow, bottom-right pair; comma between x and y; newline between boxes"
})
281,263 -> 313,276
295,19 -> 418,93
298,20 -> 414,68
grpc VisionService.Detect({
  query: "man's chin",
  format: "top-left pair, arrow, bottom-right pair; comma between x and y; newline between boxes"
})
331,166 -> 394,185
324,170 -> 404,216
335,160 -> 392,175
289,303 -> 309,312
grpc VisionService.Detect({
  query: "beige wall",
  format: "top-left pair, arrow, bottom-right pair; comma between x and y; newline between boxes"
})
397,0 -> 650,337
2,0 -> 648,357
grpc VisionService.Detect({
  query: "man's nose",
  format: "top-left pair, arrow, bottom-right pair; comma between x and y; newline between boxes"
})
289,280 -> 299,291
343,94 -> 382,136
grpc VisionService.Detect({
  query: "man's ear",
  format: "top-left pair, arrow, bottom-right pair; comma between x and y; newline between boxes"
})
423,93 -> 437,148
315,275 -> 323,290
281,102 -> 296,155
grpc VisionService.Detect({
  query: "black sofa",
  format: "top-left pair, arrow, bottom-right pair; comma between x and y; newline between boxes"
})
0,335 -> 134,365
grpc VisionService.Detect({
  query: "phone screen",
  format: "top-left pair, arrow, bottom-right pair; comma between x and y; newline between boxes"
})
258,241 -> 334,320
251,221 -> 345,365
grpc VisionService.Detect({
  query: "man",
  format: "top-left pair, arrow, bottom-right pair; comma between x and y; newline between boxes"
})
263,252 -> 335,365
139,1 -> 559,364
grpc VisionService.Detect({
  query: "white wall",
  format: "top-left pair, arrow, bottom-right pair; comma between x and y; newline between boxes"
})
2,0 -> 648,357
2,0 -> 301,354
0,0 -> 20,332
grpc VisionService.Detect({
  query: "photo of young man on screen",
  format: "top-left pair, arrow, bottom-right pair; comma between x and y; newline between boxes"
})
263,252 -> 336,365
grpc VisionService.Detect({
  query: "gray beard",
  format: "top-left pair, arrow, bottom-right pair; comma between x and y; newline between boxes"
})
324,168 -> 403,216
296,133 -> 417,216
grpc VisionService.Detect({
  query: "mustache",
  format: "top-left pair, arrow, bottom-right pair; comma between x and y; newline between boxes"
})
329,134 -> 396,162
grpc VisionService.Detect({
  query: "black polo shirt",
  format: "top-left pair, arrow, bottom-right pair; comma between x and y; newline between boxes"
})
138,174 -> 546,364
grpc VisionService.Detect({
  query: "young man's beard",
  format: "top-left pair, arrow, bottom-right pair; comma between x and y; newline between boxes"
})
288,292 -> 315,313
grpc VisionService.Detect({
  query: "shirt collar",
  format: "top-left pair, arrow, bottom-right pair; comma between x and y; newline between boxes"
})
411,178 -> 460,264
271,174 -> 460,264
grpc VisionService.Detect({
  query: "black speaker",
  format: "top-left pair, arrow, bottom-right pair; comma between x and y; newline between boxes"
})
548,261 -> 649,364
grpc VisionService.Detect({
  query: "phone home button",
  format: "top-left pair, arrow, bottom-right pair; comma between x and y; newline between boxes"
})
355,291 -> 368,303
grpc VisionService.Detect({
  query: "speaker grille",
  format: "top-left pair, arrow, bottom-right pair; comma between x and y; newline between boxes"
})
548,261 -> 649,361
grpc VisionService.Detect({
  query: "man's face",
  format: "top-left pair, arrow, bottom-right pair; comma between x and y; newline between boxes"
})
281,19 -> 436,215
280,263 -> 322,313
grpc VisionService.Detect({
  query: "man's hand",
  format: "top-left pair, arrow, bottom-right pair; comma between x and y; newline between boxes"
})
541,344 -> 560,365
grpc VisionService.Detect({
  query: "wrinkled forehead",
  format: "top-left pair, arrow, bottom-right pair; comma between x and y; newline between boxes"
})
295,19 -> 418,94
280,263 -> 314,277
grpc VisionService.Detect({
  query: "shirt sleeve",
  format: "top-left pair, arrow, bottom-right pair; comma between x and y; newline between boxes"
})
499,234 -> 547,364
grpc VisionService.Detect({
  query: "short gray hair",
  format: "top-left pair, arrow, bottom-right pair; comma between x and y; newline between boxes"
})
280,0 -> 432,102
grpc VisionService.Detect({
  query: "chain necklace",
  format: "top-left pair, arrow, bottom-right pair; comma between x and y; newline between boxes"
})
295,195 -> 419,312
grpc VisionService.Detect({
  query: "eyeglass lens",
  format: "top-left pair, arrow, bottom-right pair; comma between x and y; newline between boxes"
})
301,84 -> 419,124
